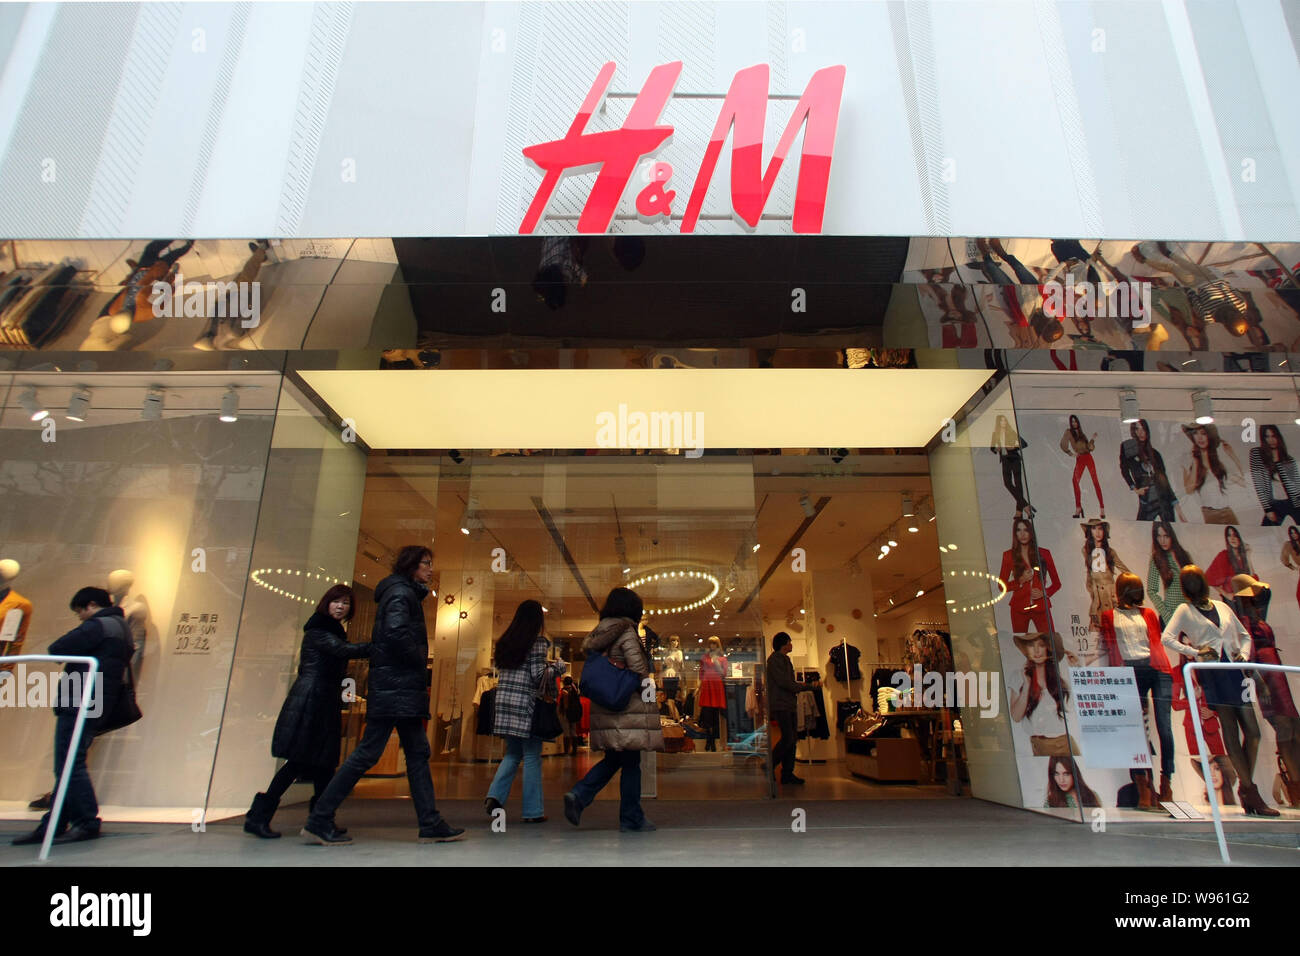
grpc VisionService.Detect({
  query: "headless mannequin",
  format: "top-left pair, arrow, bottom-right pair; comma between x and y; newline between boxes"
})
108,569 -> 150,676
698,637 -> 728,751
661,635 -> 684,678
0,558 -> 34,669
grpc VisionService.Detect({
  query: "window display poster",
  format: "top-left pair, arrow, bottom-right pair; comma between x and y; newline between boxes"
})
1069,667 -> 1150,770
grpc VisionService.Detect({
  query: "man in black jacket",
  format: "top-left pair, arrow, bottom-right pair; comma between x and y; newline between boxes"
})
767,632 -> 818,786
12,587 -> 132,846
302,546 -> 464,845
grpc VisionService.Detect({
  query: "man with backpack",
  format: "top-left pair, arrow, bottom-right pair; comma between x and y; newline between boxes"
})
12,587 -> 134,846
559,675 -> 584,754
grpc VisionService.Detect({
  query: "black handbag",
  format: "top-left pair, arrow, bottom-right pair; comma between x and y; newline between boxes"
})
530,667 -> 563,741
95,618 -> 142,736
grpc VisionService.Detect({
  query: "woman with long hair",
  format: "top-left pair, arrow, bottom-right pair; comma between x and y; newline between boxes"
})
1097,573 -> 1175,806
1206,525 -> 1269,620
1147,520 -> 1194,626
1250,424 -> 1300,526
997,518 -> 1060,633
1281,525 -> 1300,614
1044,756 -> 1100,809
1060,414 -> 1105,519
1181,424 -> 1245,524
1161,565 -> 1279,816
244,585 -> 371,839
1118,418 -> 1183,522
1009,632 -> 1075,756
990,413 -> 1033,519
1081,518 -> 1129,627
483,600 -> 568,823
1233,575 -> 1300,808
563,588 -> 664,831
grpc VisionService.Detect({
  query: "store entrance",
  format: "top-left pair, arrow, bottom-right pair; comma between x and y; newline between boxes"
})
342,449 -> 966,803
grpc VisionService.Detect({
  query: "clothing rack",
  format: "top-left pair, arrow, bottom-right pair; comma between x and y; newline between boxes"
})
794,666 -> 826,764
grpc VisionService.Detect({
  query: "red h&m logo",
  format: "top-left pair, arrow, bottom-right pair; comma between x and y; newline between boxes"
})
519,61 -> 846,234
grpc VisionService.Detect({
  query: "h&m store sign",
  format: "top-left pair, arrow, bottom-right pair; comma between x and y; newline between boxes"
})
519,62 -> 845,234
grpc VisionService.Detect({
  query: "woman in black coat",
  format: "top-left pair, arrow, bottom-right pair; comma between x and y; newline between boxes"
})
244,585 -> 370,838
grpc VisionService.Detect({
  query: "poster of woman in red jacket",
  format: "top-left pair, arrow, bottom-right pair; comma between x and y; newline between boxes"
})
998,518 -> 1061,633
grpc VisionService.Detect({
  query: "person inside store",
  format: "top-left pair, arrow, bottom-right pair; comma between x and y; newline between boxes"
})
1159,565 -> 1280,816
12,587 -> 133,846
484,599 -> 568,823
1232,574 -> 1300,807
243,584 -> 370,839
998,518 -> 1061,633
767,631 -> 820,786
1009,632 -> 1078,757
1095,572 -> 1174,808
302,546 -> 466,845
558,675 -> 584,755
1044,756 -> 1100,809
563,587 -> 663,832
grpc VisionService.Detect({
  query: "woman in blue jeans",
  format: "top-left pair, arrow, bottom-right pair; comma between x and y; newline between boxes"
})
564,588 -> 664,832
484,600 -> 567,823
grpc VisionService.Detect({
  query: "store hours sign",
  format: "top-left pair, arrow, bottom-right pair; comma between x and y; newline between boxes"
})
519,61 -> 846,234
173,611 -> 217,655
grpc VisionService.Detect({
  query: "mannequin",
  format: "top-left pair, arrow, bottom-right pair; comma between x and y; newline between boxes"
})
697,636 -> 728,752
0,559 -> 34,670
659,634 -> 685,701
108,569 -> 150,675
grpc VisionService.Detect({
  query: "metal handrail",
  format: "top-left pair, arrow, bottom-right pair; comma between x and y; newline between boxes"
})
1181,660 -> 1300,864
0,654 -> 101,862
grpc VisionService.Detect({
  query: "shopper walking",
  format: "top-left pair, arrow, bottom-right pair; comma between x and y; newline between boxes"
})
12,587 -> 133,846
767,631 -> 818,786
483,600 -> 567,823
244,585 -> 370,839
563,587 -> 663,831
302,546 -> 464,845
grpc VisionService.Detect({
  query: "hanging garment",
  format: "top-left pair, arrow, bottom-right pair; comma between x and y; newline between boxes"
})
828,644 -> 862,682
475,688 -> 496,735
796,692 -> 818,734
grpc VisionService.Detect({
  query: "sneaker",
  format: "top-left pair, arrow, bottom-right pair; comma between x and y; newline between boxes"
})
52,825 -> 100,845
417,820 -> 465,843
620,819 -> 657,832
563,791 -> 583,827
483,796 -> 503,817
300,823 -> 352,846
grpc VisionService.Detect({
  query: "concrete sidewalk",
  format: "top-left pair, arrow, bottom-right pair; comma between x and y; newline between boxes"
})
4,798 -> 1298,867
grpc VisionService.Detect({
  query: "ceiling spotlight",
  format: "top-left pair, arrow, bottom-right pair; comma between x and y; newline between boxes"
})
939,545 -> 948,553
448,449 -> 465,465
19,386 -> 48,422
66,388 -> 91,422
219,388 -> 239,423
752,542 -> 760,552
140,387 -> 164,420
1119,389 -> 1140,424
916,589 -> 925,598
798,493 -> 816,518
831,447 -> 848,464
887,538 -> 898,548
947,543 -> 958,551
888,597 -> 895,606
1192,389 -> 1214,425
880,544 -> 890,556
902,494 -> 915,517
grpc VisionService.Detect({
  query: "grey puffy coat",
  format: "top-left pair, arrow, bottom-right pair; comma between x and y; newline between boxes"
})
583,617 -> 664,753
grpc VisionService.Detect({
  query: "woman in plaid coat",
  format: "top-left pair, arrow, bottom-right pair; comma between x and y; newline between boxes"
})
484,600 -> 567,823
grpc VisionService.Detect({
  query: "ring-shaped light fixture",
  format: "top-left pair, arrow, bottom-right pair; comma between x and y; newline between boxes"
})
944,568 -> 1009,614
251,568 -> 347,606
626,567 -> 721,617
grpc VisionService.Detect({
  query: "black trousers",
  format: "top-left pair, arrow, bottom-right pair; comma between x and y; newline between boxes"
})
264,760 -> 333,803
771,710 -> 798,779
307,716 -> 444,830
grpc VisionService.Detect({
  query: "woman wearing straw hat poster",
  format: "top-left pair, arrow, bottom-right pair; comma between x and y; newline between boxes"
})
1080,518 -> 1131,629
1009,632 -> 1080,757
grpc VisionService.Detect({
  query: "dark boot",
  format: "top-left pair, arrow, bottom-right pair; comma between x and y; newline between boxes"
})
243,792 -> 281,839
1239,781 -> 1281,817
